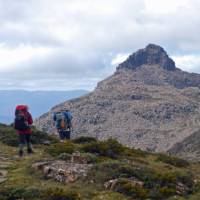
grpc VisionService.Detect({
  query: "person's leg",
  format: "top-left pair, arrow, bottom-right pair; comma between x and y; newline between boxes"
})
65,127 -> 71,140
58,129 -> 64,142
26,134 -> 33,153
19,134 -> 25,156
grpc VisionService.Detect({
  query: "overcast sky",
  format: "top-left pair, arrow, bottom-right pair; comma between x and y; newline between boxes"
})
0,0 -> 200,91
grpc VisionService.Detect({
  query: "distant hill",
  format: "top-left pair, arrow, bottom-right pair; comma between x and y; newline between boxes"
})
35,44 -> 200,156
0,90 -> 88,124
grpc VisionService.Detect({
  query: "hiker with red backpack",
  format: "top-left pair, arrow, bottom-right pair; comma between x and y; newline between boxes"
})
14,105 -> 34,157
53,109 -> 73,142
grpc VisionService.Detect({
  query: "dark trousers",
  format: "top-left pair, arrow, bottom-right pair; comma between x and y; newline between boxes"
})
58,129 -> 71,140
19,134 -> 31,151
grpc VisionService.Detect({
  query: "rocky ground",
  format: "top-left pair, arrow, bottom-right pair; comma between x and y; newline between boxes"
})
0,155 -> 10,184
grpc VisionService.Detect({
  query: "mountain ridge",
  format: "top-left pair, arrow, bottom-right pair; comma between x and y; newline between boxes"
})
35,44 -> 200,158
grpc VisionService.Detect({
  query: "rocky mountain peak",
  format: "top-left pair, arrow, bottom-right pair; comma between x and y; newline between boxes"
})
35,44 -> 200,156
117,44 -> 176,71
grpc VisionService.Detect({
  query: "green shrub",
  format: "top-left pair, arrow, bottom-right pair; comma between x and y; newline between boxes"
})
6,187 -> 27,200
72,136 -> 97,144
193,180 -> 200,193
0,187 -> 82,200
124,147 -> 147,158
92,192 -> 127,200
81,153 -> 98,163
45,141 -> 75,157
114,178 -> 149,199
58,153 -> 72,161
0,124 -> 19,146
0,187 -> 41,200
175,171 -> 194,188
42,188 -> 82,200
153,170 -> 193,189
81,139 -> 124,159
157,154 -> 189,168
87,161 -> 140,183
159,186 -> 176,197
88,160 -> 194,199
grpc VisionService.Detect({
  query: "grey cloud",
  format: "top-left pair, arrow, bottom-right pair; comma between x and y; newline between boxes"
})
5,49 -> 110,78
0,0 -> 200,90
0,26 -> 62,47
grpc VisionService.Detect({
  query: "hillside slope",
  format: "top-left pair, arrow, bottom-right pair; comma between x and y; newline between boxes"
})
1,124 -> 200,200
35,44 -> 200,153
168,130 -> 200,161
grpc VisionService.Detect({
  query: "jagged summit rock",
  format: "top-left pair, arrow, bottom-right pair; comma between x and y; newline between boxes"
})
117,44 -> 176,71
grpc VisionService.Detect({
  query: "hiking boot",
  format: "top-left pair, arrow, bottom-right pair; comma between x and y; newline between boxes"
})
27,148 -> 34,154
19,150 -> 23,157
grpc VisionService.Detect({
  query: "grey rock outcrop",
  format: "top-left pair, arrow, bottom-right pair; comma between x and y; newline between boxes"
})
117,44 -> 176,71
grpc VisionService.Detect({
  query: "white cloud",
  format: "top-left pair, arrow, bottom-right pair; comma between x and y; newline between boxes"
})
0,43 -> 54,72
111,53 -> 130,65
144,0 -> 191,14
173,55 -> 200,73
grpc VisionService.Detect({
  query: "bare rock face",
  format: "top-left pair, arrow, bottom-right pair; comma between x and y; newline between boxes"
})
117,44 -> 176,71
35,44 -> 200,155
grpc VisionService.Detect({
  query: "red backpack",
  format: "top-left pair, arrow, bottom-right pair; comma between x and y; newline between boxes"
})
14,105 -> 29,131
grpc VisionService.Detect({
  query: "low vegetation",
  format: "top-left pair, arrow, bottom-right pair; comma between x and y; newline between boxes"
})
81,138 -> 125,159
0,187 -> 81,200
0,124 -> 200,200
45,140 -> 75,157
157,153 -> 190,168
0,123 -> 58,147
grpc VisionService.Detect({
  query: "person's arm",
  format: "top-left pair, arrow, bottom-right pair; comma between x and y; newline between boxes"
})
27,112 -> 33,125
69,112 -> 73,131
53,113 -> 56,121
53,113 -> 57,127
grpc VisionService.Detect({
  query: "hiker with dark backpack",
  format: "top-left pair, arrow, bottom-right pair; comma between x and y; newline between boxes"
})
53,109 -> 73,142
14,105 -> 33,157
